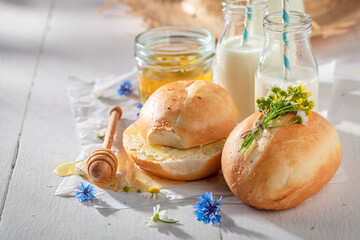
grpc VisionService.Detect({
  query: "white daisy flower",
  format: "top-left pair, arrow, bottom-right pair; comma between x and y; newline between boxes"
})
145,204 -> 178,227
120,181 -> 132,193
296,110 -> 309,125
140,187 -> 168,200
75,161 -> 87,175
95,128 -> 107,140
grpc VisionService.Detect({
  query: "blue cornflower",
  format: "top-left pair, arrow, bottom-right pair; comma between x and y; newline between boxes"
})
117,81 -> 133,96
136,102 -> 143,118
136,102 -> 143,109
194,192 -> 222,224
75,182 -> 96,202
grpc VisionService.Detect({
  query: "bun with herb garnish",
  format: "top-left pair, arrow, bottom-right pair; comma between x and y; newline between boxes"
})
221,86 -> 342,210
123,80 -> 238,181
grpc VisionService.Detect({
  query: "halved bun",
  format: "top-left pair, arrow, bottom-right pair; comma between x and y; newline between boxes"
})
123,122 -> 225,181
137,80 -> 238,149
222,112 -> 342,210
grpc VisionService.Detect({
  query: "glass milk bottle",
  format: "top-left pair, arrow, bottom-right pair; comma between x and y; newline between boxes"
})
255,11 -> 319,109
267,0 -> 304,13
217,0 -> 268,122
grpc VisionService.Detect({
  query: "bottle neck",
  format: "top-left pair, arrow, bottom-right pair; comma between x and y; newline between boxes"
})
257,11 -> 318,83
223,0 -> 267,22
264,11 -> 312,41
220,0 -> 268,43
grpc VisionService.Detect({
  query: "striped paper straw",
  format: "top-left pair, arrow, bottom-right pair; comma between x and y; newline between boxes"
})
243,1 -> 252,45
282,0 -> 290,80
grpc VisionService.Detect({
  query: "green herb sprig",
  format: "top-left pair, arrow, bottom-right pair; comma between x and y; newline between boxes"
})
238,85 -> 315,156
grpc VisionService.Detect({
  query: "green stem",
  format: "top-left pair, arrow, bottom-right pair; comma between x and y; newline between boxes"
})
269,119 -> 298,129
262,112 -> 275,125
265,105 -> 298,126
273,105 -> 296,115
269,114 -> 282,126
158,219 -> 179,224
279,103 -> 298,111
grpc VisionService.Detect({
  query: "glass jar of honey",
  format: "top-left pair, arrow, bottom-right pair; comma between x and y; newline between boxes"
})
135,26 -> 215,103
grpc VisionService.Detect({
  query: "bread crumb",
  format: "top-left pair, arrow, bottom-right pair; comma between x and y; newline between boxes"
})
94,89 -> 105,99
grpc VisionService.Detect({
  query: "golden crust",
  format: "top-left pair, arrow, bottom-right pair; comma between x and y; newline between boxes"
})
138,80 -> 238,149
222,112 -> 342,210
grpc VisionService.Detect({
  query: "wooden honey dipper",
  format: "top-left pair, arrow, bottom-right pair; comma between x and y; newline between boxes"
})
86,106 -> 122,183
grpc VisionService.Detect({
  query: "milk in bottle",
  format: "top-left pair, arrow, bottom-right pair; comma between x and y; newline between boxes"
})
217,0 -> 268,122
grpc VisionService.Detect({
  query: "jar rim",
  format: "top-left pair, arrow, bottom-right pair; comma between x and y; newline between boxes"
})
264,11 -> 312,33
135,25 -> 215,60
222,0 -> 268,13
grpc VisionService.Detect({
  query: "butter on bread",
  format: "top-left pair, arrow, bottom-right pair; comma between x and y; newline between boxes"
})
123,122 -> 225,180
123,80 -> 238,180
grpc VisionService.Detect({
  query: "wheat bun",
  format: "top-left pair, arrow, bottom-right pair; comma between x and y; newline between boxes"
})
221,112 -> 342,210
137,80 -> 238,149
123,80 -> 237,180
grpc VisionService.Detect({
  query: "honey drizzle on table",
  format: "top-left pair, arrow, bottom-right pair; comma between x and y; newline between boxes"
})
53,162 -> 78,177
53,151 -> 184,192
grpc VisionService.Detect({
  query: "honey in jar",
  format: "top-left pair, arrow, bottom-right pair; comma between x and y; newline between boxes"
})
135,26 -> 215,102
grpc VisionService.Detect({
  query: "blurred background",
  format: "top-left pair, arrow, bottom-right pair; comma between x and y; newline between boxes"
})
115,0 -> 360,39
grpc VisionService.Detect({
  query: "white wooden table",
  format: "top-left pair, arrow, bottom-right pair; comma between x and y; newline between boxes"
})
1,1 -> 359,239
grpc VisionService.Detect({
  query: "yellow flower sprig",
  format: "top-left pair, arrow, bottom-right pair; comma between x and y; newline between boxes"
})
238,85 -> 315,156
